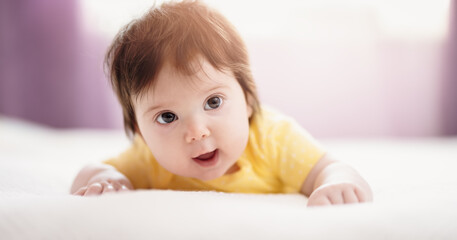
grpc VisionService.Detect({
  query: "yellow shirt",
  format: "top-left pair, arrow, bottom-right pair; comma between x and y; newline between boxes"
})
105,106 -> 325,193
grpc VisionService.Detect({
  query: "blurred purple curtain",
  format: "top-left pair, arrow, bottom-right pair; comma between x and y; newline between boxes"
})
443,0 -> 457,135
0,0 -> 122,128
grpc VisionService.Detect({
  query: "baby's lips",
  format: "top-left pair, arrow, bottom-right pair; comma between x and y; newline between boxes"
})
193,149 -> 217,160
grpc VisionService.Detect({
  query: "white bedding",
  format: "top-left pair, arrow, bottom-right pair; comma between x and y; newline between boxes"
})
1,116 -> 457,239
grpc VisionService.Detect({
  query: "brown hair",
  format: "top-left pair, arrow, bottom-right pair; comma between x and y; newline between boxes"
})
105,0 -> 260,137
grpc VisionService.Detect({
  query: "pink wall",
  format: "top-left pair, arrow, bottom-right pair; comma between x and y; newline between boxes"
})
248,39 -> 446,138
245,8 -> 452,138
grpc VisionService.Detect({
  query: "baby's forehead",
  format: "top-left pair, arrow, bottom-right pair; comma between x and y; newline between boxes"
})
137,59 -> 233,100
157,58 -> 233,87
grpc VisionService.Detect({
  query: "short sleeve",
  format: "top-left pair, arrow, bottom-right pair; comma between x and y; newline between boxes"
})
272,118 -> 326,193
104,135 -> 154,189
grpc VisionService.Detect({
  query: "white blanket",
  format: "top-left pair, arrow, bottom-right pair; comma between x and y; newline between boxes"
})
1,116 -> 457,239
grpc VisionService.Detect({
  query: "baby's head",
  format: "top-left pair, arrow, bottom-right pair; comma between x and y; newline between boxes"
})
105,0 -> 260,180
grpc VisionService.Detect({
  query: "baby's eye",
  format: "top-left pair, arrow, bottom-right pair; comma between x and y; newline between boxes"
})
156,112 -> 177,124
204,96 -> 222,110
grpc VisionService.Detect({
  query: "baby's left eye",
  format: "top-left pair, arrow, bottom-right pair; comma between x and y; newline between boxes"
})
204,96 -> 222,110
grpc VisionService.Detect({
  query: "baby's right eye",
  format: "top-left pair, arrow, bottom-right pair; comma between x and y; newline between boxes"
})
156,112 -> 177,124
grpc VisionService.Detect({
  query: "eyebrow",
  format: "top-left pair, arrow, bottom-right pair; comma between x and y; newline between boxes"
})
143,85 -> 229,117
143,104 -> 163,117
205,85 -> 228,95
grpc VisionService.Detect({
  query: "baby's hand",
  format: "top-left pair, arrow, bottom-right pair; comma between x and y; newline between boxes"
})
71,163 -> 133,197
307,182 -> 371,207
73,179 -> 131,196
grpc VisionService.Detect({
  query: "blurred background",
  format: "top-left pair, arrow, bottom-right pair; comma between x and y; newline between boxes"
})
0,0 -> 455,138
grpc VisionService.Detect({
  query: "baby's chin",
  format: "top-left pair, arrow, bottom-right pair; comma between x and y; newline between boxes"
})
193,163 -> 240,181
164,167 -> 220,181
190,170 -> 226,181
165,156 -> 240,181
181,167 -> 230,181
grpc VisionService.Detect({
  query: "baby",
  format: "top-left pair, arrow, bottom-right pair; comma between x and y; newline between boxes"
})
71,0 -> 372,206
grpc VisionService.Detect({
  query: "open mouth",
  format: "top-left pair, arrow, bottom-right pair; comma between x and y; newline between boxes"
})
194,150 -> 216,161
192,149 -> 218,167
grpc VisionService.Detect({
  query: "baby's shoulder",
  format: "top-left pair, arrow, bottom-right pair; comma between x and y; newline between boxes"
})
251,105 -> 297,134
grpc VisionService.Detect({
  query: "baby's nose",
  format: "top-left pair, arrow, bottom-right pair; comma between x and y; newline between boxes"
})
185,121 -> 210,143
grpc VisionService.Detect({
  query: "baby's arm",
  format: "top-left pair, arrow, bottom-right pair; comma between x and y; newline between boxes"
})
301,154 -> 373,206
70,163 -> 133,196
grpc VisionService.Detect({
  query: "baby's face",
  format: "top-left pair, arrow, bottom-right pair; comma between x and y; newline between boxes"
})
133,58 -> 252,181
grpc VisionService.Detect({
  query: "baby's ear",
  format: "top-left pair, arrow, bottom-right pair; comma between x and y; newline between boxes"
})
134,124 -> 144,139
246,96 -> 253,118
247,104 -> 253,118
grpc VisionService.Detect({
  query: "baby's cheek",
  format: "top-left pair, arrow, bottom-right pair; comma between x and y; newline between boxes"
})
155,145 -> 189,173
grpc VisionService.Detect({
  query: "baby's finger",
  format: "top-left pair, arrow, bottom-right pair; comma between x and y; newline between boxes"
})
328,191 -> 344,205
110,180 -> 131,192
84,183 -> 103,196
343,189 -> 359,204
108,181 -> 123,191
73,187 -> 87,196
118,185 -> 130,192
307,195 -> 331,207
354,187 -> 368,202
101,181 -> 115,194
